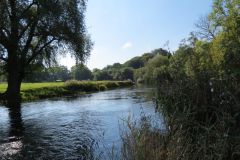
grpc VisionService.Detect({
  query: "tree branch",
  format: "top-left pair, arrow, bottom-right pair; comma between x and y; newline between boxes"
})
18,20 -> 34,40
8,0 -> 19,48
195,16 -> 216,40
0,29 -> 9,49
1,27 -> 11,38
0,57 -> 7,62
18,1 -> 39,40
21,20 -> 38,56
26,37 -> 56,65
19,1 -> 37,18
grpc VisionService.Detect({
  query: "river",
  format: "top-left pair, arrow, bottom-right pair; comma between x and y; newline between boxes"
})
0,87 -> 164,159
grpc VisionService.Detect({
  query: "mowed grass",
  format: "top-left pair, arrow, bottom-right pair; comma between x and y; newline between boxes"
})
21,82 -> 64,91
0,82 -> 64,93
0,81 -> 134,102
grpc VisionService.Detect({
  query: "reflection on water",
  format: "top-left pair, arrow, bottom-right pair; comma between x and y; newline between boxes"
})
8,107 -> 24,138
0,87 -> 164,159
0,106 -> 24,159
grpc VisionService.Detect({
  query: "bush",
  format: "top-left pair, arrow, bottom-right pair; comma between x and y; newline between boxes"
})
64,80 -> 99,92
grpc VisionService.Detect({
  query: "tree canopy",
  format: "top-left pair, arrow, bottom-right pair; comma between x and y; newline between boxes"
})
0,0 -> 92,106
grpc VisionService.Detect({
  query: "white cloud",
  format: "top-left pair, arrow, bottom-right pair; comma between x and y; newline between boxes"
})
122,42 -> 133,49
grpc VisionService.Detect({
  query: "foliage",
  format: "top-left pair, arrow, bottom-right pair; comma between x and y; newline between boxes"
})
93,69 -> 113,81
91,48 -> 170,82
71,64 -> 93,80
209,0 -> 240,79
1,64 -> 94,82
120,67 -> 134,80
124,56 -> 144,69
143,55 -> 170,84
24,65 -> 71,82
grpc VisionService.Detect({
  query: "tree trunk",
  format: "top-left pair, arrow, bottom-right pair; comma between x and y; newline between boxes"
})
8,104 -> 24,139
6,52 -> 25,139
6,62 -> 23,108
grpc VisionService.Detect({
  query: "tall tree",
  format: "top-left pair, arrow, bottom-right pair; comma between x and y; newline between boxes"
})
0,0 -> 92,107
71,64 -> 92,80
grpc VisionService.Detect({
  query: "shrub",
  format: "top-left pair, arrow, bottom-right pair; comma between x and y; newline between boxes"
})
98,84 -> 107,91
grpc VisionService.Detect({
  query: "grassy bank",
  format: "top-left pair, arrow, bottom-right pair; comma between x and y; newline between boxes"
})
0,80 -> 134,102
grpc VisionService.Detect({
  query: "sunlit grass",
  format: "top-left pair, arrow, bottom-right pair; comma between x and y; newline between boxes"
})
0,81 -> 126,93
0,82 -> 64,93
0,83 -> 7,93
21,82 -> 64,91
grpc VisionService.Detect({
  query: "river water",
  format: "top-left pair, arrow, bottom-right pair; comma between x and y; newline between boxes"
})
0,87 -> 164,160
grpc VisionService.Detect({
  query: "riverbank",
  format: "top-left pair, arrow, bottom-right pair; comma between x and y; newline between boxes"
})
0,80 -> 134,103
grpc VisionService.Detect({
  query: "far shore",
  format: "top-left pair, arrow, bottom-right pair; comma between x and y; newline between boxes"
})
0,80 -> 134,104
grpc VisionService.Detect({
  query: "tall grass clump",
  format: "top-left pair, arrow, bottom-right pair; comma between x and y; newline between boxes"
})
119,71 -> 239,160
64,80 -> 133,92
157,76 -> 240,160
120,114 -> 168,160
64,80 -> 99,92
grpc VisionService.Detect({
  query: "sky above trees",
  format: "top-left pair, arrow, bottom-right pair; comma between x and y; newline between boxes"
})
60,0 -> 213,70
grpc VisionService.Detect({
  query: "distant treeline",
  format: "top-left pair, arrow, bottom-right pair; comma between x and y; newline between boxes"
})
92,48 -> 171,82
0,48 -> 171,83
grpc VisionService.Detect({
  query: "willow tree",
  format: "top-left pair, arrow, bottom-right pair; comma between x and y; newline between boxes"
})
0,0 -> 92,107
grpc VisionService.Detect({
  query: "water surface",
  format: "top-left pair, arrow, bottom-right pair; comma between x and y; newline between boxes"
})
0,87 -> 164,159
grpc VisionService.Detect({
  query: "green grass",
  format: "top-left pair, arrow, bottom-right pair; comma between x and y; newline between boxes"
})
0,83 -> 7,93
0,82 -> 64,93
0,80 -> 134,102
20,82 -> 64,91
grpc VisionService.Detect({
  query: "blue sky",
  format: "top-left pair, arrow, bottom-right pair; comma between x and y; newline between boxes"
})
60,0 -> 213,70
